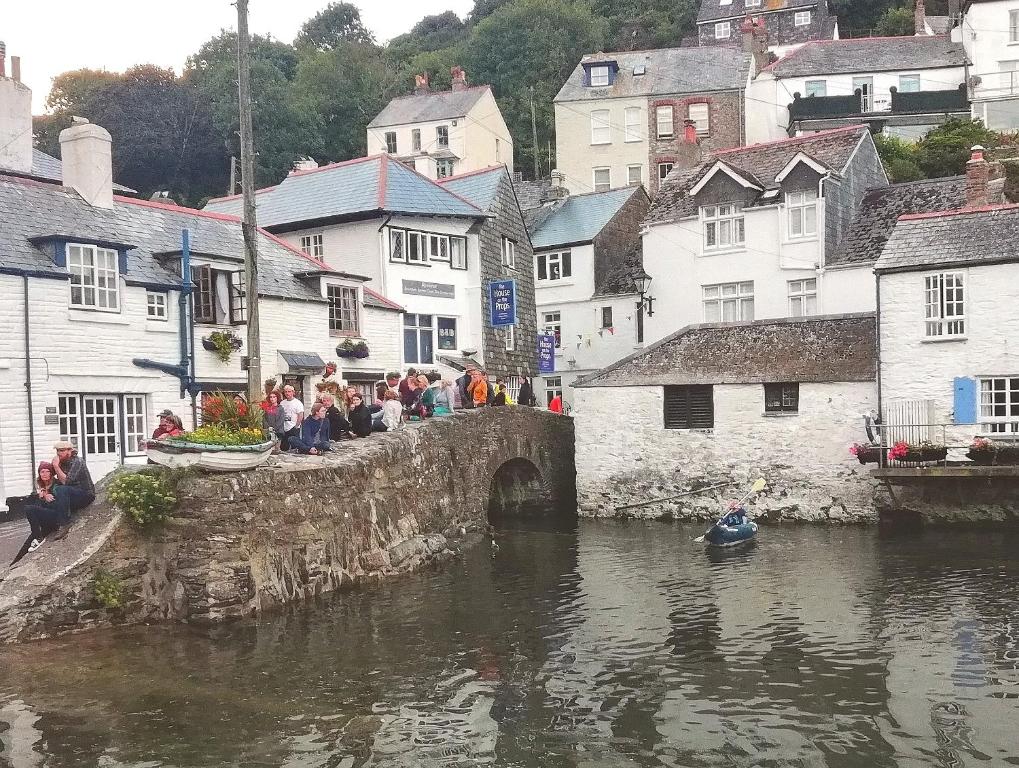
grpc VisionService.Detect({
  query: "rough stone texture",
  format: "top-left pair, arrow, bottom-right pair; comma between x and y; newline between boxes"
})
592,186 -> 651,294
0,409 -> 575,644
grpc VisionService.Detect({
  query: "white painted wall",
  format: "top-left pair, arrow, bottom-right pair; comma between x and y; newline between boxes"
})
822,265 -> 876,314
745,75 -> 783,143
962,0 -> 1019,130
553,97 -> 649,194
0,76 -> 32,173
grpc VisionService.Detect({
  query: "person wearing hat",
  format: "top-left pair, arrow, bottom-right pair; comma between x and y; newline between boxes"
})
152,410 -> 185,440
48,440 -> 95,534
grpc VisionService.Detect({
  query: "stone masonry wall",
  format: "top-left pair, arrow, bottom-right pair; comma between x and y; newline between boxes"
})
0,409 -> 575,644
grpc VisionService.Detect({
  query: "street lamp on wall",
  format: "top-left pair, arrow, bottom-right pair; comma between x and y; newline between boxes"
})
632,271 -> 654,343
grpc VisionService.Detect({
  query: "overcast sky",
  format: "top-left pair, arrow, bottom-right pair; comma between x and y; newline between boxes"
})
3,0 -> 474,112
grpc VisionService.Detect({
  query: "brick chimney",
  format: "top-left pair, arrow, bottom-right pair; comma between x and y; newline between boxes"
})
59,117 -> 114,208
414,73 -> 430,95
451,66 -> 468,92
0,42 -> 34,174
965,145 -> 989,208
914,0 -> 927,35
740,16 -> 770,74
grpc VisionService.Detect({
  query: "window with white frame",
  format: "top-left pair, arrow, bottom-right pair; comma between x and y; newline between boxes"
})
980,377 -> 1019,432
58,394 -> 80,449
688,103 -> 710,134
504,324 -> 515,351
788,278 -> 817,317
407,231 -> 426,263
593,167 -> 611,192
390,229 -> 406,261
543,311 -> 562,349
146,291 -> 168,320
924,272 -> 965,337
656,105 -> 674,138
715,21 -> 731,39
589,65 -> 610,87
658,162 -> 674,182
627,165 -> 642,185
412,129 -> 421,152
786,189 -> 818,238
1010,10 -> 1019,42
328,285 -> 360,335
805,80 -> 827,97
537,251 -> 572,281
450,236 -> 467,270
403,313 -> 434,364
123,395 -> 146,455
436,158 -> 455,178
389,228 -> 466,270
764,383 -> 799,414
898,74 -> 921,93
703,281 -> 754,322
67,243 -> 119,310
794,10 -> 811,25
436,125 -> 449,149
591,109 -> 611,144
545,376 -> 563,407
428,233 -> 449,262
701,203 -> 745,250
624,107 -> 641,142
502,237 -> 516,268
384,131 -> 397,154
300,233 -> 324,258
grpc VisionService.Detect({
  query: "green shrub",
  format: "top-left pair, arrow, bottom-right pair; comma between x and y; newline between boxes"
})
107,472 -> 177,527
92,568 -> 125,609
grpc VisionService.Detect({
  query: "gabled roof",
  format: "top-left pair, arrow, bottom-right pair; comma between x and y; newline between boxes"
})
555,47 -> 751,102
530,186 -> 644,250
204,155 -> 484,229
575,313 -> 876,388
876,204 -> 1019,273
367,86 -> 492,129
514,178 -> 553,211
437,165 -> 507,211
698,0 -> 816,22
0,172 -> 402,308
828,176 -> 967,268
0,148 -> 135,193
766,36 -> 967,77
647,125 -> 869,224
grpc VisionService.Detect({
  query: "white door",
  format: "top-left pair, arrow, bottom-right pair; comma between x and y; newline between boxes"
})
81,395 -> 121,480
852,77 -> 874,112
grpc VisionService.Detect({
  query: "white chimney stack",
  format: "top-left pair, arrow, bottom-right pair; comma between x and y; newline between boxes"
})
59,118 -> 114,208
0,41 -> 34,174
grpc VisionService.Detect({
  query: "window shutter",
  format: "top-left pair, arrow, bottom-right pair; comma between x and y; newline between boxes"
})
664,385 -> 714,429
688,385 -> 714,428
953,377 -> 978,424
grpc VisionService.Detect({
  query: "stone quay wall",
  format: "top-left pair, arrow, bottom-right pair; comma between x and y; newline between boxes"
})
0,409 -> 575,644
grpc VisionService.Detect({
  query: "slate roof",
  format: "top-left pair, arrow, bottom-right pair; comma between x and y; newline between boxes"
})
204,155 -> 484,229
0,172 -> 404,309
0,148 -> 135,193
555,47 -> 750,102
530,186 -> 642,250
647,125 -> 868,224
875,205 -> 1019,273
513,178 -> 552,211
437,165 -> 506,211
575,313 -> 876,388
828,176 -> 967,267
767,36 -> 968,77
698,0 -> 815,22
367,86 -> 492,128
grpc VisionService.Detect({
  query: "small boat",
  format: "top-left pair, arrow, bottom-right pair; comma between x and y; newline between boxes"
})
703,508 -> 758,547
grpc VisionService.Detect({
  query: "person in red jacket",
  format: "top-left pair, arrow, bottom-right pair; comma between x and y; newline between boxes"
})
548,394 -> 563,414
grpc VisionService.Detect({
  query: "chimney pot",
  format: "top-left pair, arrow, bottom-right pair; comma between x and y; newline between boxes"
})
414,73 -> 430,95
451,66 -> 468,92
59,121 -> 115,208
684,119 -> 698,144
965,144 -> 989,208
11,56 -> 20,83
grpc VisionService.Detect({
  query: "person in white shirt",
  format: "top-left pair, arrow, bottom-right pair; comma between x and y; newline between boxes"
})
280,384 -> 305,450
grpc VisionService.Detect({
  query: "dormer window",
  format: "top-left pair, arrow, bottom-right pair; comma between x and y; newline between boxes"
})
786,189 -> 818,238
590,65 -> 610,87
68,243 -> 119,311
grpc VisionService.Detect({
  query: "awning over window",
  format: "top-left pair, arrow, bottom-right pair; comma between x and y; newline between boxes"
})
343,370 -> 385,382
279,351 -> 326,374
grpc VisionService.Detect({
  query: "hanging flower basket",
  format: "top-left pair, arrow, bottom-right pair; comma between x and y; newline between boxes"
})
888,441 -> 947,464
849,443 -> 885,464
336,339 -> 370,359
967,438 -> 1019,465
351,341 -> 370,359
202,330 -> 243,362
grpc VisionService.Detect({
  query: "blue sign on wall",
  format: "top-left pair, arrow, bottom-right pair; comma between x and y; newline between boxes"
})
538,334 -> 556,374
488,280 -> 516,327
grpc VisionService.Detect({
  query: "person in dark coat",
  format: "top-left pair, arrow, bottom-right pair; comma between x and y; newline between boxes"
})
319,394 -> 351,439
456,365 -> 476,409
348,393 -> 374,437
290,402 -> 332,454
518,377 -> 535,407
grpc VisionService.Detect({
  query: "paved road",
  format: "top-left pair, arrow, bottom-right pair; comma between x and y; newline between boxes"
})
0,519 -> 32,567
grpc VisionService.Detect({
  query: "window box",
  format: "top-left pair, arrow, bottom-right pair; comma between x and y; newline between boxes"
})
967,438 -> 1019,465
849,444 -> 886,464
888,441 -> 947,464
337,339 -> 370,359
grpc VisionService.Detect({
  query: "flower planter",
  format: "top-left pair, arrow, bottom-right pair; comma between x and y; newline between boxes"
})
352,348 -> 370,359
201,338 -> 218,352
853,445 -> 886,464
898,447 -> 948,464
967,448 -> 1019,466
146,438 -> 274,472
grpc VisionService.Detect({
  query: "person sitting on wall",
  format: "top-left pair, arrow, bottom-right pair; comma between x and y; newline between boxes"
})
381,389 -> 403,431
48,441 -> 95,539
319,393 -> 351,440
280,384 -> 305,450
433,380 -> 455,415
348,393 -> 374,437
493,383 -> 507,406
399,368 -> 418,403
290,402 -> 332,455
262,390 -> 287,447
417,374 -> 436,417
17,462 -> 62,557
401,374 -> 420,417
151,410 -> 185,439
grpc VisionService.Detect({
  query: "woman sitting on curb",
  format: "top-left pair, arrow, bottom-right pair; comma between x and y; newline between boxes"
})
291,402 -> 331,454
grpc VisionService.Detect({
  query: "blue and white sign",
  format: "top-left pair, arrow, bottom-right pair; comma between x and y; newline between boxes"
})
538,334 -> 556,374
488,279 -> 516,327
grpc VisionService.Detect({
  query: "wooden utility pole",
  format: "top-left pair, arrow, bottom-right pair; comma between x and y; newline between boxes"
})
529,86 -> 540,180
236,0 -> 261,403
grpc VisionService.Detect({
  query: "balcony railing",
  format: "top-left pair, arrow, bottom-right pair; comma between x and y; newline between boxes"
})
889,83 -> 969,113
972,69 -> 1019,100
789,85 -> 969,121
789,91 -> 861,121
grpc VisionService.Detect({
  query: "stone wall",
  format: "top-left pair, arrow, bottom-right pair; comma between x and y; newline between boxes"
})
0,409 -> 575,644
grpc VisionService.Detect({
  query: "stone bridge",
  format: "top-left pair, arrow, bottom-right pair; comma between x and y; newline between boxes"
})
0,409 -> 575,644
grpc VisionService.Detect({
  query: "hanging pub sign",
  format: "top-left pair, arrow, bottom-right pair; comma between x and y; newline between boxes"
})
488,279 -> 516,327
538,334 -> 556,374
437,317 -> 457,350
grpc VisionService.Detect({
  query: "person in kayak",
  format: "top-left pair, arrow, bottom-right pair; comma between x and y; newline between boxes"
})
720,503 -> 748,527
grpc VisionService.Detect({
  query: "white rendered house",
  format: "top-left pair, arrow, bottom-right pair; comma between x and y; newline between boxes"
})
957,0 -> 1019,130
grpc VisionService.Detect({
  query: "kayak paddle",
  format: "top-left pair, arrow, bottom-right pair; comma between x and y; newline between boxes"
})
694,477 -> 767,542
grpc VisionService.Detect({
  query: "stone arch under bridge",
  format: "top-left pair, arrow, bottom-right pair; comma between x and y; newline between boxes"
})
0,408 -> 576,643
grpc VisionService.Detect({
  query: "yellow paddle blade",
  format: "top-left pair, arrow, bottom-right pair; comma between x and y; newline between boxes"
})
751,478 -> 766,493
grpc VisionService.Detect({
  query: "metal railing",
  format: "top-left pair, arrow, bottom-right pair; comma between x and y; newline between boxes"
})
871,421 -> 1019,468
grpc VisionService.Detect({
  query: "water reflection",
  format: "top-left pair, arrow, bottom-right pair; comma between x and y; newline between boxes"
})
1,520 -> 1018,767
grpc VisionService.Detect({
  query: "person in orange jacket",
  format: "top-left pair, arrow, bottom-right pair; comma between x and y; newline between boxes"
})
468,369 -> 489,407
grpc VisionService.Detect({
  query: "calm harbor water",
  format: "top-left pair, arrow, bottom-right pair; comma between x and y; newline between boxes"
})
1,516 -> 1018,768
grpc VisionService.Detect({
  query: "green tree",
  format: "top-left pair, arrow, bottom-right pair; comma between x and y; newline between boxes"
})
387,12 -> 468,64
915,118 -> 999,178
873,133 -> 925,182
295,2 -> 374,49
873,5 -> 915,36
589,0 -> 699,50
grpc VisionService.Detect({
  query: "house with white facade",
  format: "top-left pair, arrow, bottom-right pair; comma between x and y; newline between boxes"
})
206,155 -> 530,383
365,68 -> 513,180
957,0 -> 1019,130
746,35 -> 970,142
553,45 -> 753,195
525,184 -> 650,407
640,125 -> 886,345
570,314 -> 878,518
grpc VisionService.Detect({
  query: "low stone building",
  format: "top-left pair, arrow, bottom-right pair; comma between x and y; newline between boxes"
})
571,313 -> 878,520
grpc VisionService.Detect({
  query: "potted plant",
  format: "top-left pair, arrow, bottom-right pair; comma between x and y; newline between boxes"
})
352,341 -> 370,359
336,338 -> 356,358
202,330 -> 243,363
967,437 -> 1019,465
888,440 -> 948,463
849,443 -> 885,464
147,391 -> 273,471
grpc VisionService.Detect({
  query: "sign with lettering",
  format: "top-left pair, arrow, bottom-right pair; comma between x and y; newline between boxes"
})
402,279 -> 455,299
488,279 -> 516,327
437,317 -> 457,350
538,334 -> 556,374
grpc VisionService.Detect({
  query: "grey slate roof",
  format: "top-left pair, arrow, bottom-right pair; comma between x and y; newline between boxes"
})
530,186 -> 642,249
0,173 -> 344,303
575,313 -> 876,388
647,125 -> 868,224
437,166 -> 506,211
767,36 -> 968,77
555,47 -> 751,102
698,0 -> 815,22
367,86 -> 491,128
204,155 -> 484,229
0,148 -> 135,193
875,205 -> 1019,273
513,178 -> 552,211
829,176 -> 967,267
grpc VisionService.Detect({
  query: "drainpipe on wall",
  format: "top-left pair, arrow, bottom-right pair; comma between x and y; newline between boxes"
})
875,269 -> 883,423
377,214 -> 393,296
23,275 -> 37,489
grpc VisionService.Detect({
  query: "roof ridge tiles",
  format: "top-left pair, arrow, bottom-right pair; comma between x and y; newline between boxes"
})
205,185 -> 278,204
386,84 -> 492,101
363,286 -> 404,312
114,194 -> 243,223
899,203 -> 1019,221
387,157 -> 485,214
